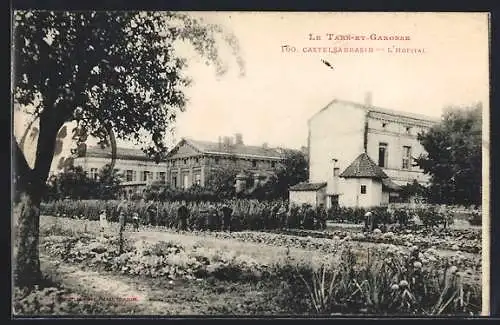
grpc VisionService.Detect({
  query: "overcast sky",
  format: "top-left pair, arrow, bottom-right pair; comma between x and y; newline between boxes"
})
14,12 -> 489,171
173,12 -> 489,150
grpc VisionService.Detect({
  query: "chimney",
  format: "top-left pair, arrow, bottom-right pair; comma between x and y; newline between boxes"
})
223,136 -> 232,148
329,158 -> 339,194
234,133 -> 243,145
262,142 -> 268,149
364,91 -> 372,107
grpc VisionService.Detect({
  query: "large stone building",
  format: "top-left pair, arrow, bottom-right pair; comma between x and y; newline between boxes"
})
294,93 -> 439,208
70,134 -> 290,196
165,134 -> 285,190
73,145 -> 169,194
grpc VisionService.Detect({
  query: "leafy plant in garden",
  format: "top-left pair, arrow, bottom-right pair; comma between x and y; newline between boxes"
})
39,223 -> 481,315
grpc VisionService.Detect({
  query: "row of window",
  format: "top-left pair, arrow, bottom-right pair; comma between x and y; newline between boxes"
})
88,168 -> 120,180
378,143 -> 412,170
170,158 -> 201,167
124,170 -> 166,182
171,173 -> 202,189
379,121 -> 419,135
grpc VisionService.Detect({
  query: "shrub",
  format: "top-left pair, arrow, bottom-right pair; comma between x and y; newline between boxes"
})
468,211 -> 481,226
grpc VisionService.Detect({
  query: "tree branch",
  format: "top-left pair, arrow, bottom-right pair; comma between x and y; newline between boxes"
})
19,116 -> 39,150
13,136 -> 34,193
13,136 -> 32,177
32,111 -> 64,184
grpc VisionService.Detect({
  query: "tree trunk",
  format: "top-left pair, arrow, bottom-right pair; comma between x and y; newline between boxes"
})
14,189 -> 43,288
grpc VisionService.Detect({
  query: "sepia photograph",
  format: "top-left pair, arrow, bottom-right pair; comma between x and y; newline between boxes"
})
11,11 -> 489,317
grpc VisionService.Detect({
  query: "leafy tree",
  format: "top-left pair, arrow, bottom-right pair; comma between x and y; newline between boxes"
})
45,166 -> 91,200
415,104 -> 482,206
274,149 -> 309,197
96,164 -> 122,200
205,164 -> 240,199
12,10 -> 244,287
399,179 -> 429,203
46,165 -> 95,199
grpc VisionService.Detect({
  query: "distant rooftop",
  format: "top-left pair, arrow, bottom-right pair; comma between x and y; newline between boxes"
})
311,98 -> 441,124
169,138 -> 286,160
79,145 -> 158,162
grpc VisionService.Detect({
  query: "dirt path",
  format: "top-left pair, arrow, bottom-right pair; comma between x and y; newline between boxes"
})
40,253 -> 283,315
40,254 -> 196,315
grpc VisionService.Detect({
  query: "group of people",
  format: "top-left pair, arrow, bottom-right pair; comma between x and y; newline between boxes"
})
97,200 -> 330,233
286,203 -> 328,230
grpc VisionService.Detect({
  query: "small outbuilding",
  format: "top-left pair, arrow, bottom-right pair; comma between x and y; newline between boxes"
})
289,182 -> 327,208
338,152 -> 400,208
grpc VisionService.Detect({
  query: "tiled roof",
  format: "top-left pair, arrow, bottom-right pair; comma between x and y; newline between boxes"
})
382,178 -> 402,191
339,153 -> 388,179
82,145 -> 158,162
184,138 -> 284,160
289,182 -> 327,191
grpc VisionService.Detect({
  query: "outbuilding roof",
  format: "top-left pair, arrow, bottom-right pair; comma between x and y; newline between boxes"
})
382,178 -> 402,192
339,153 -> 389,179
289,182 -> 327,191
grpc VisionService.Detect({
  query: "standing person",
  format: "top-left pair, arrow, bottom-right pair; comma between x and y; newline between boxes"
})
221,203 -> 233,232
316,203 -> 327,230
286,203 -> 298,229
276,203 -> 287,229
214,203 -> 222,230
303,204 -> 315,230
207,203 -> 217,231
364,211 -> 374,232
132,212 -> 140,231
99,209 -> 109,235
230,204 -> 240,231
269,202 -> 280,229
198,204 -> 209,231
177,201 -> 189,231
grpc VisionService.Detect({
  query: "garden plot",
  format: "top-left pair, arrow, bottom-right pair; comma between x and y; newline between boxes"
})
33,216 -> 482,316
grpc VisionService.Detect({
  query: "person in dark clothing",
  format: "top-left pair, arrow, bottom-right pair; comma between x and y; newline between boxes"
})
132,212 -> 140,231
316,204 -> 328,230
207,204 -> 218,231
302,205 -> 315,230
364,211 -> 374,232
287,204 -> 299,229
145,201 -> 156,226
221,204 -> 233,232
276,203 -> 287,229
177,203 -> 189,231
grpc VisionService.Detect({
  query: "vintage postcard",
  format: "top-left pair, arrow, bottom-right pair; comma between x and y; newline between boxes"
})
12,11 -> 489,317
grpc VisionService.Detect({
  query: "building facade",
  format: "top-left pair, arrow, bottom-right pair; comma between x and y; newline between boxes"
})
306,94 -> 439,208
72,145 -> 169,194
289,182 -> 327,207
165,134 -> 285,190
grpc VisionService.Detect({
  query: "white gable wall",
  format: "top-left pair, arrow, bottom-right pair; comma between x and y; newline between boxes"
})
308,101 -> 366,194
